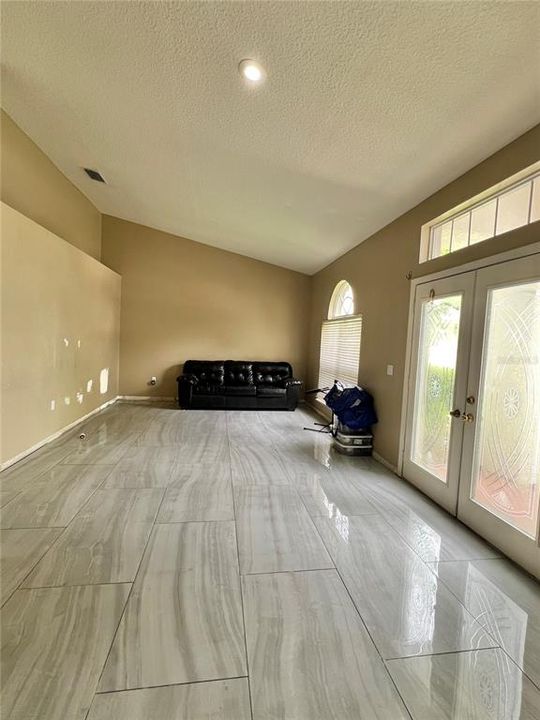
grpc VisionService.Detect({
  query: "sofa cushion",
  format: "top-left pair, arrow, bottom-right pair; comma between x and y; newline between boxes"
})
224,385 -> 257,396
183,360 -> 225,386
225,361 -> 254,386
256,386 -> 286,398
253,362 -> 292,386
193,384 -> 225,395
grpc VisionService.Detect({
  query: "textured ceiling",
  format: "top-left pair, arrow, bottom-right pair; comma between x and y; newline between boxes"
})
2,1 -> 539,274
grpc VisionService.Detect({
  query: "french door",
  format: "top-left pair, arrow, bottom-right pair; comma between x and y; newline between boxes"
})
403,273 -> 475,513
404,254 -> 540,578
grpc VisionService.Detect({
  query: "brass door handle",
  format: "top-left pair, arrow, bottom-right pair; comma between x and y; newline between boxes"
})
462,413 -> 474,423
449,409 -> 461,418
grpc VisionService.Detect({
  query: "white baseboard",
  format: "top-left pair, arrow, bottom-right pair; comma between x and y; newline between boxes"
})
1,396 -> 119,471
305,401 -> 398,474
117,395 -> 176,402
372,450 -> 398,475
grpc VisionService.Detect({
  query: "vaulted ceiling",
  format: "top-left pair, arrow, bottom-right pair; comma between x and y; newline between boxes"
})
2,1 -> 539,273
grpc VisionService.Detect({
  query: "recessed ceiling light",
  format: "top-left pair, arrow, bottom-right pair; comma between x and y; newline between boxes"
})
238,59 -> 265,85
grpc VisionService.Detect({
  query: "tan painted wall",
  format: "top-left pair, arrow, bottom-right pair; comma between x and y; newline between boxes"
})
309,124 -> 540,468
1,203 -> 120,464
0,110 -> 102,260
101,215 -> 311,398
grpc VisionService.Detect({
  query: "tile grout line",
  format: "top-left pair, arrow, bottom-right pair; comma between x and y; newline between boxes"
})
5,406 -> 538,714
83,483 -> 168,720
302,471 -> 536,701
1,461 -> 123,605
385,644 -> 540,693
425,562 -> 540,691
1,525 -> 68,530
294,486 -> 415,720
12,580 -> 139,591
13,460 -> 140,593
94,674 -> 250,696
0,458 -> 122,531
226,412 -> 256,720
384,645 -> 500,662
0,490 -> 23,511
0,413 -> 147,605
241,566 -> 335,576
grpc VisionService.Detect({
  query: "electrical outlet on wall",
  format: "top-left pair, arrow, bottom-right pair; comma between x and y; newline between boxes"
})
149,376 -> 157,386
386,364 -> 394,376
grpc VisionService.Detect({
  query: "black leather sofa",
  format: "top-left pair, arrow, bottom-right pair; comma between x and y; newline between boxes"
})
177,360 -> 303,410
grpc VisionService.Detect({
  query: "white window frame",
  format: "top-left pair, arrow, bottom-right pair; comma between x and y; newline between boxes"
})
317,280 -> 362,401
328,279 -> 355,319
420,161 -> 540,263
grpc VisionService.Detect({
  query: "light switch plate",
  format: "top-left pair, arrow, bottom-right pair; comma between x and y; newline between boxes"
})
386,364 -> 394,376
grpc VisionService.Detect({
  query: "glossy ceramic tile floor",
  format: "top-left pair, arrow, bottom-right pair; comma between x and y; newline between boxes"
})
1,403 -> 539,720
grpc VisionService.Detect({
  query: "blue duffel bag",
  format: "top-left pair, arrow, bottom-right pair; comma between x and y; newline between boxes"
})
324,383 -> 378,430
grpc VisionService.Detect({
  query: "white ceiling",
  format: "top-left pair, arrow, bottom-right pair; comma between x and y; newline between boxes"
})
2,1 -> 539,274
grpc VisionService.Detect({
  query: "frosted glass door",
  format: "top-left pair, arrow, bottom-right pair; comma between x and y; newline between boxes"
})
458,255 -> 540,578
471,282 -> 540,536
403,273 -> 475,513
410,294 -> 462,482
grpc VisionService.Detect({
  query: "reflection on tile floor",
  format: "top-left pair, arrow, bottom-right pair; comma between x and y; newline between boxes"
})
0,403 -> 538,719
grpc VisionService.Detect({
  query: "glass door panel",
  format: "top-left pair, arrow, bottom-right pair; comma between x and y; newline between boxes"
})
458,254 -> 540,578
403,273 -> 475,514
470,281 -> 540,538
411,295 -> 462,483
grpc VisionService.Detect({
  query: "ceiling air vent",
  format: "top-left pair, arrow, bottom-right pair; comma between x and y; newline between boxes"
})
84,167 -> 106,183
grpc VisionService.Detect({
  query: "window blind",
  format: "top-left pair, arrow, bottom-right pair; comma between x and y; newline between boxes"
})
318,315 -> 362,391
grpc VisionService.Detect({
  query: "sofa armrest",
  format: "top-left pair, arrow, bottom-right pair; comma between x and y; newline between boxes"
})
177,373 -> 198,385
177,374 -> 198,408
282,378 -> 303,410
281,378 -> 303,388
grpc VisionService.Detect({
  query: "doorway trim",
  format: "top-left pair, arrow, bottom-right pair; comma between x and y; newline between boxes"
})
397,240 -> 540,478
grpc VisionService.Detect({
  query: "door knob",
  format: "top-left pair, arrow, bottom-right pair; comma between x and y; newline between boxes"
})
449,409 -> 461,418
462,413 -> 474,423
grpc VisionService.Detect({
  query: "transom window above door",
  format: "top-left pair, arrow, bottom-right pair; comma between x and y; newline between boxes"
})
420,161 -> 540,263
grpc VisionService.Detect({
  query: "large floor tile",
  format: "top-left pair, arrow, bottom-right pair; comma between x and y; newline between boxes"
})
0,488 -> 21,507
103,446 -> 179,488
297,470 -> 379,518
99,521 -> 246,691
24,488 -> 163,586
243,569 -> 410,719
230,444 -> 291,486
87,679 -> 251,720
432,558 -> 540,688
0,442 -> 72,494
60,435 -> 137,465
158,463 -> 234,522
1,583 -> 130,720
173,432 -> 230,464
362,483 -> 501,562
133,418 -> 187,446
388,648 -> 540,720
0,528 -> 62,605
235,485 -> 333,574
315,513 -> 494,659
0,464 -> 112,528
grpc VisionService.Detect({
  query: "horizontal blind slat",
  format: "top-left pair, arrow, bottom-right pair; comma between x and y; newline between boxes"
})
318,316 -> 362,389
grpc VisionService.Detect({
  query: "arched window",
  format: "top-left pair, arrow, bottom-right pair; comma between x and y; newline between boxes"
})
318,280 -> 362,392
328,280 -> 354,318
